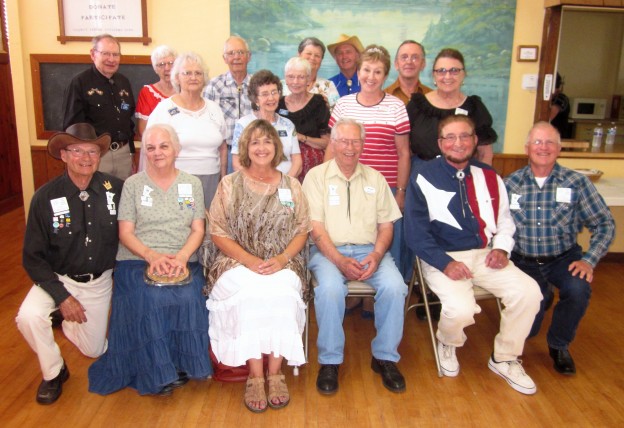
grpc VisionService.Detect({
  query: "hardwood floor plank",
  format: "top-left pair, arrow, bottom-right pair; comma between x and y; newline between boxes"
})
1,207 -> 623,427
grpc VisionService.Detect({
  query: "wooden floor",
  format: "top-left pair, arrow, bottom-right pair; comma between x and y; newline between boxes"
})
1,207 -> 623,427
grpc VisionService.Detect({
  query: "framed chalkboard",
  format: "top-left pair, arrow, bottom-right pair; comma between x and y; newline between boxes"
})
31,53 -> 157,139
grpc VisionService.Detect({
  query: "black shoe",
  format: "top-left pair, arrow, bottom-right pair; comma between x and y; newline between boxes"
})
170,371 -> 189,388
316,364 -> 339,395
549,347 -> 576,375
416,292 -> 441,321
36,364 -> 69,404
50,309 -> 64,328
371,357 -> 406,393
154,384 -> 174,396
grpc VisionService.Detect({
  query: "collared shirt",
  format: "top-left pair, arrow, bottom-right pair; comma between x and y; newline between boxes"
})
302,160 -> 401,246
504,163 -> 615,267
329,71 -> 361,97
22,172 -> 123,305
202,71 -> 252,145
384,78 -> 432,105
62,65 -> 135,147
404,157 -> 516,272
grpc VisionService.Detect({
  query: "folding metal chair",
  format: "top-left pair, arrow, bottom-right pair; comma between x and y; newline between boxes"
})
405,256 -> 502,377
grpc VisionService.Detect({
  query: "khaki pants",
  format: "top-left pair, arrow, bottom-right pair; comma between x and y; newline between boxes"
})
422,248 -> 542,362
98,143 -> 133,180
15,270 -> 113,380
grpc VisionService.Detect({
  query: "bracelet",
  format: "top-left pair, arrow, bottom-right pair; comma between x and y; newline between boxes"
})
396,187 -> 406,192
283,250 -> 291,262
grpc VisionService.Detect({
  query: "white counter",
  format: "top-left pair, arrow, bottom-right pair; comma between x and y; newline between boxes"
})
593,178 -> 624,207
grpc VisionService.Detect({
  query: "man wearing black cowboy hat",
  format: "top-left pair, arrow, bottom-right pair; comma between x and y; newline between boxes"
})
16,123 -> 123,404
62,34 -> 135,180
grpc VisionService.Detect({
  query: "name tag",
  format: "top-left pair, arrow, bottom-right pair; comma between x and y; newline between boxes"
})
178,183 -> 193,198
364,186 -> 375,194
455,107 -> 468,116
556,187 -> 572,203
50,197 -> 70,215
329,195 -> 340,206
278,130 -> 287,137
278,188 -> 294,209
510,193 -> 521,210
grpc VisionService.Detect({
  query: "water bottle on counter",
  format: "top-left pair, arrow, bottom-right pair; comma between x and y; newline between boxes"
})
592,123 -> 604,148
606,122 -> 617,145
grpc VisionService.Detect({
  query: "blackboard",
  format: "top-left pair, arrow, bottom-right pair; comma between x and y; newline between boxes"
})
31,54 -> 157,139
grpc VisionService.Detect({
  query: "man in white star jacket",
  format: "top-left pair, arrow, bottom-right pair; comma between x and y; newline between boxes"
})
404,115 -> 541,395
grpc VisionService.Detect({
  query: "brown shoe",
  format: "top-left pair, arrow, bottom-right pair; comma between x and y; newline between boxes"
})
244,377 -> 267,413
267,373 -> 290,409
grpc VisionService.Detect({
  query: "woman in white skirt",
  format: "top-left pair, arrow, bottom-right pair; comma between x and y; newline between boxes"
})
203,119 -> 311,413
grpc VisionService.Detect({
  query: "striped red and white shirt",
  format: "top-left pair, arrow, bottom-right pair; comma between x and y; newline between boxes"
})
329,93 -> 410,187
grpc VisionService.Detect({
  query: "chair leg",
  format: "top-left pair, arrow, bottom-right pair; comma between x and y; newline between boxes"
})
418,263 -> 444,378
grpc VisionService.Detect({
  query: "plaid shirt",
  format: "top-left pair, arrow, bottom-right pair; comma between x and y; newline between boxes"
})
202,72 -> 252,145
504,163 -> 615,267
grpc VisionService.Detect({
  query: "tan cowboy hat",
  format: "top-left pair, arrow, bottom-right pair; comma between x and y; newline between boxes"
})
327,34 -> 364,58
48,123 -> 111,160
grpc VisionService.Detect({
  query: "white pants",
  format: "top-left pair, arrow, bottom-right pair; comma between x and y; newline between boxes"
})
421,248 -> 542,361
15,270 -> 113,380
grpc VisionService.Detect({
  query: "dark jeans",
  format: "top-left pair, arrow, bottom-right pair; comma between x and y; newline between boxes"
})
511,244 -> 591,350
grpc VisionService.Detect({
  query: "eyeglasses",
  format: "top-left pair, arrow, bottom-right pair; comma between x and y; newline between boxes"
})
257,89 -> 280,98
334,138 -> 364,147
530,139 -> 559,147
224,49 -> 249,57
155,61 -> 174,68
433,67 -> 464,76
94,50 -> 121,59
439,133 -> 474,143
180,70 -> 204,78
64,148 -> 101,157
398,54 -> 422,63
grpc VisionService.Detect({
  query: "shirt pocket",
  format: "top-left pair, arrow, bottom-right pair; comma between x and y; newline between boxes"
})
551,201 -> 577,234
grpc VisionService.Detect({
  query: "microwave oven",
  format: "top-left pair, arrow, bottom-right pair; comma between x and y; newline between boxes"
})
569,98 -> 607,120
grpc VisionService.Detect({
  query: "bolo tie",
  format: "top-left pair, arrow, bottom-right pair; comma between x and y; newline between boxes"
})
79,190 -> 89,202
455,170 -> 469,218
346,181 -> 351,222
79,190 -> 90,247
346,79 -> 353,94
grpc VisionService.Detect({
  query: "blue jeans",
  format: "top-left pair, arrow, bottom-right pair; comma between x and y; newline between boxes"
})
511,245 -> 591,350
309,244 -> 407,364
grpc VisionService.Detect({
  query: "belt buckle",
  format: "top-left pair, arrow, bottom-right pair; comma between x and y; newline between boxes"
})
110,141 -> 121,151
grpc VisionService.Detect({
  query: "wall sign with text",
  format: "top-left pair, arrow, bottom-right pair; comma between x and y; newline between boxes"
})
57,0 -> 151,45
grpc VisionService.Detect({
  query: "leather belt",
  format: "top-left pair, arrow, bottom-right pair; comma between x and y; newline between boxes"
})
513,247 -> 574,265
110,141 -> 128,151
68,272 -> 103,283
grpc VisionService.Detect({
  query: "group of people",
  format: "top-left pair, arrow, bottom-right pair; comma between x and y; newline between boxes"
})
16,32 -> 615,414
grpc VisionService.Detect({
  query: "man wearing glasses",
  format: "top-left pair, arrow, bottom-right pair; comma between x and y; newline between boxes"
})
62,34 -> 135,180
505,122 -> 614,376
303,118 -> 408,395
203,36 -> 253,173
404,114 -> 541,395
16,123 -> 123,404
384,40 -> 431,105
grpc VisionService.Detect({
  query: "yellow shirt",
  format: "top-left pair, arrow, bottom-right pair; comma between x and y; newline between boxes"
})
384,79 -> 432,105
302,160 -> 401,246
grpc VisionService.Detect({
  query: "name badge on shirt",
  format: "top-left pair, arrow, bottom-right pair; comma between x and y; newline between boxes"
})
556,187 -> 572,203
178,183 -> 195,210
278,109 -> 289,116
106,191 -> 117,215
278,188 -> 294,209
141,185 -> 154,207
328,185 -> 338,196
120,101 -> 130,111
50,197 -> 70,215
278,130 -> 287,137
168,107 -> 180,116
509,193 -> 521,210
455,107 -> 468,116
329,195 -> 340,206
364,186 -> 375,194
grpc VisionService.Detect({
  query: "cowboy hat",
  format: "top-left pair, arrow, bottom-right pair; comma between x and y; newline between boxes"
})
327,34 -> 364,58
48,123 -> 111,160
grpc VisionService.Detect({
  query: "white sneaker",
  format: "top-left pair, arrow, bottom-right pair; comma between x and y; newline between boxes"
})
488,357 -> 537,395
437,341 -> 459,377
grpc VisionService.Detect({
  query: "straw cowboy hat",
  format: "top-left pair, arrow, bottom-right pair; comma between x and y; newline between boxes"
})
327,34 -> 365,58
48,123 -> 111,160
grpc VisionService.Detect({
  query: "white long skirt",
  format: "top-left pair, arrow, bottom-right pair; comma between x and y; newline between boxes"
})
207,265 -> 306,367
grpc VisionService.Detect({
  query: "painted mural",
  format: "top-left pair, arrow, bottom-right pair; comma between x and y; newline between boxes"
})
231,0 -> 517,151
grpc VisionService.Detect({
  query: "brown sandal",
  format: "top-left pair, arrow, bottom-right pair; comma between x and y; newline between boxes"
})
244,376 -> 267,413
267,373 -> 290,409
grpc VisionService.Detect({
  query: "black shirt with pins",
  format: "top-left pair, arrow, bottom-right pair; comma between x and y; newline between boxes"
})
22,171 -> 123,305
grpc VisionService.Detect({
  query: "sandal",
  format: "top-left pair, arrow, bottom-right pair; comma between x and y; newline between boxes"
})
244,376 -> 267,413
267,373 -> 290,409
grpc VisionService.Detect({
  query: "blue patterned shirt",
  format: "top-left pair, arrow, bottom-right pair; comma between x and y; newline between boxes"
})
504,163 -> 615,267
329,71 -> 361,97
202,72 -> 252,145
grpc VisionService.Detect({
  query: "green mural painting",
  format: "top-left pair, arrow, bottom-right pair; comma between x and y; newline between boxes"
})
231,0 -> 517,150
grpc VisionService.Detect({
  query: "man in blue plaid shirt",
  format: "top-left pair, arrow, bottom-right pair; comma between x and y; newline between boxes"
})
505,122 -> 615,376
203,36 -> 253,173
